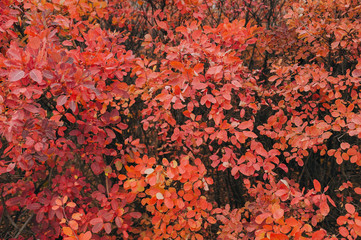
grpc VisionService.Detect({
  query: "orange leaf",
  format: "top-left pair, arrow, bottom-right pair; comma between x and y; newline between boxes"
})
355,187 -> 361,194
79,231 -> 92,240
312,230 -> 326,239
195,233 -> 203,240
67,202 -> 76,208
164,198 -> 174,209
285,217 -> 299,227
183,193 -> 193,201
72,213 -> 82,220
313,179 -> 321,192
170,61 -> 184,71
69,220 -> 78,230
55,198 -> 63,206
354,224 -> 361,236
62,227 -> 73,236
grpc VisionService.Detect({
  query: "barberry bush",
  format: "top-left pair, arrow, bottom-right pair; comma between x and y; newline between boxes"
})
1,0 -> 361,239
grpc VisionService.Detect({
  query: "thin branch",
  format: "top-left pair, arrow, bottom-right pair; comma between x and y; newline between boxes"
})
14,213 -> 34,238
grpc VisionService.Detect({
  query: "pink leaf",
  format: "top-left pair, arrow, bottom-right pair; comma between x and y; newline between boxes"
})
103,223 -> 111,234
90,217 -> 103,225
29,69 -> 43,84
92,222 -> 103,233
57,95 -> 68,106
9,70 -> 25,82
27,203 -> 41,210
255,212 -> 271,224
273,208 -> 284,220
206,65 -> 222,75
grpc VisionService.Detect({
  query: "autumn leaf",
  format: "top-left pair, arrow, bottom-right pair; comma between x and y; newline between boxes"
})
313,179 -> 321,192
8,70 -> 25,82
345,203 -> 355,214
62,227 -> 73,236
29,69 -> 43,84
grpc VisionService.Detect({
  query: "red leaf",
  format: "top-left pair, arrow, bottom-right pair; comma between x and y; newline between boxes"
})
115,217 -> 123,228
337,215 -> 348,225
65,113 -> 76,123
243,131 -> 257,138
24,104 -> 40,113
339,226 -> 349,237
129,212 -> 142,218
6,196 -> 24,206
238,120 -> 253,130
201,94 -> 217,105
340,142 -> 350,150
345,203 -> 355,214
320,201 -> 330,216
90,217 -> 103,225
135,77 -> 146,88
29,69 -> 43,84
157,21 -> 168,30
27,203 -> 41,210
91,162 -> 103,175
192,81 -> 208,90
36,211 -> 44,223
206,65 -> 222,75
92,222 -> 103,233
313,179 -> 321,192
9,70 -> 25,82
207,216 -> 217,224
103,223 -> 111,234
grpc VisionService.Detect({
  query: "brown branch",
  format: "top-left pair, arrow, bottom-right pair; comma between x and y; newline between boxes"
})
14,213 -> 34,238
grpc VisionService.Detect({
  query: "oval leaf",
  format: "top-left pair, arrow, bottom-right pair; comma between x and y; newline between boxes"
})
345,203 -> 355,214
9,70 -> 25,82
29,69 -> 43,84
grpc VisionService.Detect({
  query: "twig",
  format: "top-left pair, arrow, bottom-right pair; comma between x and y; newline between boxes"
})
14,213 -> 34,238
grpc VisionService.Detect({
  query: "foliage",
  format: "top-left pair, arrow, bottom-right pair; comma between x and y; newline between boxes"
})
1,0 -> 361,239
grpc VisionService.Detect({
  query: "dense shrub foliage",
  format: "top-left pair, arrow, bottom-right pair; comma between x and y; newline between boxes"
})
1,0 -> 361,239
